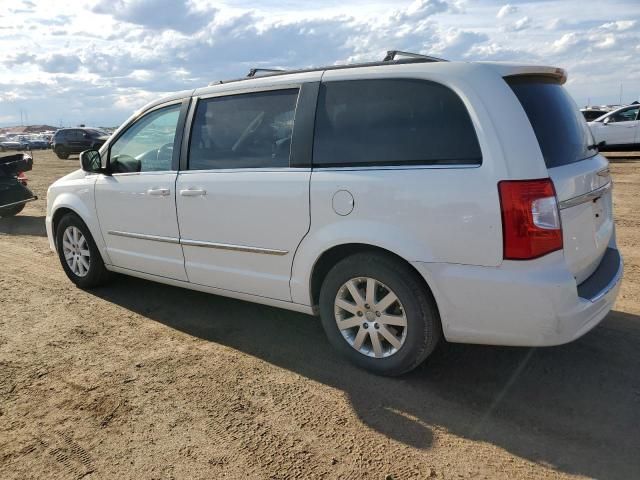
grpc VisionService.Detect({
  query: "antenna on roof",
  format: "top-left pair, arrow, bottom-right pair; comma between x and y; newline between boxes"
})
382,50 -> 447,63
247,68 -> 286,78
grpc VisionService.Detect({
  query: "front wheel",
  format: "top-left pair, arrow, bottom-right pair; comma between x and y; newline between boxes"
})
55,213 -> 110,288
319,252 -> 442,376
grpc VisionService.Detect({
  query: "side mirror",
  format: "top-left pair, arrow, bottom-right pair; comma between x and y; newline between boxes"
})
110,155 -> 141,173
603,117 -> 611,125
80,149 -> 104,173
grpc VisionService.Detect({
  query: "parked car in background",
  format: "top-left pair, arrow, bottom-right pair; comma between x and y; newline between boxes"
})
52,128 -> 110,159
581,108 -> 608,122
46,54 -> 623,376
0,138 -> 27,151
26,136 -> 51,149
0,152 -> 37,217
588,104 -> 640,149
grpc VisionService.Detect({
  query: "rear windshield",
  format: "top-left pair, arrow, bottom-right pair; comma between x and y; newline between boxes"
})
506,76 -> 595,168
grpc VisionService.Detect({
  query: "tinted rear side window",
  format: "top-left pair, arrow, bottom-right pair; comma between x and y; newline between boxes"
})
313,79 -> 482,167
189,89 -> 298,170
507,76 -> 595,168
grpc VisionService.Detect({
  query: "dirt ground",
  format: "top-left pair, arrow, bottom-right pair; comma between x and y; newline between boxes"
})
1,149 -> 639,480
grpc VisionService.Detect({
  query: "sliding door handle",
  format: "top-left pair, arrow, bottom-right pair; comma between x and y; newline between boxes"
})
180,188 -> 207,197
147,188 -> 170,196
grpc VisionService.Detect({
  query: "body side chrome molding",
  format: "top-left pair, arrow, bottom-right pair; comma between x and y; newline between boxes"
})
107,230 -> 180,244
107,230 -> 288,256
180,238 -> 288,256
558,182 -> 612,210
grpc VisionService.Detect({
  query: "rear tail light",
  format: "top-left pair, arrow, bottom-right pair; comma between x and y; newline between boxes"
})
17,171 -> 28,186
498,179 -> 562,260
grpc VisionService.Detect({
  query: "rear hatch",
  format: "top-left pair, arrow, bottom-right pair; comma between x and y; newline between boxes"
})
507,75 -> 613,284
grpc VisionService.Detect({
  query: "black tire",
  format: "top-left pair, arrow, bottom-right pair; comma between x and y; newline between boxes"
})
55,213 -> 110,288
319,252 -> 442,376
0,203 -> 25,217
55,147 -> 69,159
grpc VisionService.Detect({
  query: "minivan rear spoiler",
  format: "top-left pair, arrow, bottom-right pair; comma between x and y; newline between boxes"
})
481,63 -> 567,84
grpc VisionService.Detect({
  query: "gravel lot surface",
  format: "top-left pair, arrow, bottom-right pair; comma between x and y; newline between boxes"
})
1,150 -> 639,479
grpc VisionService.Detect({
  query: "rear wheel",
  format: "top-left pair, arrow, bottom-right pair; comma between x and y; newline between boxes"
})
0,203 -> 25,217
55,213 -> 110,288
319,252 -> 441,376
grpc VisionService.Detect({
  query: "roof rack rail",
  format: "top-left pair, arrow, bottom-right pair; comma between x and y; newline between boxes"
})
247,68 -> 286,77
383,50 -> 447,63
209,51 -> 449,86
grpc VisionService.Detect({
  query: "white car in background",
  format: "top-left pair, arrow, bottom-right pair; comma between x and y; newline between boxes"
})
588,104 -> 640,149
46,54 -> 623,376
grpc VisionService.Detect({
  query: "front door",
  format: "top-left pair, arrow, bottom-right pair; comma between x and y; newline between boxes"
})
599,105 -> 640,146
95,102 -> 188,280
176,86 -> 313,301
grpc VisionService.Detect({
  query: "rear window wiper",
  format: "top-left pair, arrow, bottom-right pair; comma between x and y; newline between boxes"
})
588,141 -> 605,151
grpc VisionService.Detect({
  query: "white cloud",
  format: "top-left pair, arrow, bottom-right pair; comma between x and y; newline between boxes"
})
92,0 -> 217,33
546,18 -> 565,30
506,16 -> 532,32
593,34 -> 616,49
39,54 -> 82,73
599,20 -> 636,31
551,32 -> 584,53
496,4 -> 518,19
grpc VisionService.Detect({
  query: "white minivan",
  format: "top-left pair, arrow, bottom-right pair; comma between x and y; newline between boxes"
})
46,53 -> 623,375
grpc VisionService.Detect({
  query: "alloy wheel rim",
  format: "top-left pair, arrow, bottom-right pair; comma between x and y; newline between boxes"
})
334,277 -> 408,358
62,226 -> 91,277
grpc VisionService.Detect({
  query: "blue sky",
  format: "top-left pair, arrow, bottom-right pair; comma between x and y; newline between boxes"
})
0,0 -> 639,127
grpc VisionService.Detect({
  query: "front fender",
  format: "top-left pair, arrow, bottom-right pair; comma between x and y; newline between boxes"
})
47,177 -> 111,264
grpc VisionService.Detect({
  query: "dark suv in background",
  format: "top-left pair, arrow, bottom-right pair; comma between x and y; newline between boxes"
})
52,128 -> 110,159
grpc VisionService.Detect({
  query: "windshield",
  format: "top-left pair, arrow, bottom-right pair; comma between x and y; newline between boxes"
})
506,76 -> 595,168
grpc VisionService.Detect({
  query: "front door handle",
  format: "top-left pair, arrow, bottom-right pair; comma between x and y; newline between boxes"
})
180,188 -> 207,197
147,188 -> 170,196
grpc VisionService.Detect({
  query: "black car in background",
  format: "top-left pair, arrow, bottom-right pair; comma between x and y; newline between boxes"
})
52,128 -> 110,159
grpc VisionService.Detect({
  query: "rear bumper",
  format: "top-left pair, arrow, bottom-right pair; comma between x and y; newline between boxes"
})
412,247 -> 623,347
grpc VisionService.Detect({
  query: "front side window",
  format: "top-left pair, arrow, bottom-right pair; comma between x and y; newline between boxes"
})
188,89 -> 299,170
313,79 -> 482,167
109,104 -> 181,172
607,107 -> 639,123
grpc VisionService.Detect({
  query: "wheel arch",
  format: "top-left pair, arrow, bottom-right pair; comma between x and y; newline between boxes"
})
307,243 -> 440,315
52,206 -> 75,246
49,193 -> 111,265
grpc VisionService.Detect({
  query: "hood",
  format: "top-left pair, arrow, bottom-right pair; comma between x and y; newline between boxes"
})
52,168 -> 88,185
